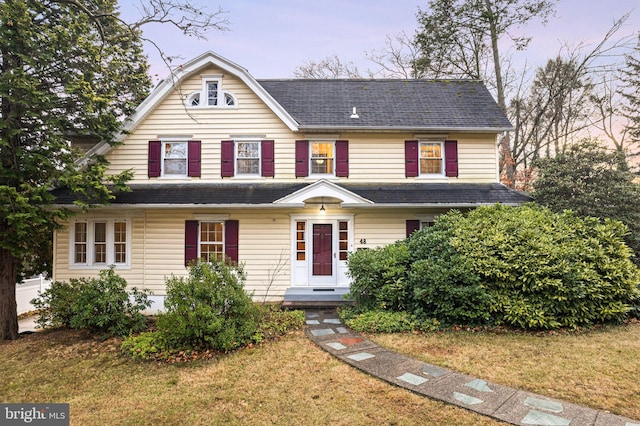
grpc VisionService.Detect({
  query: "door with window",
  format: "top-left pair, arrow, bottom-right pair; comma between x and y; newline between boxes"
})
293,218 -> 352,287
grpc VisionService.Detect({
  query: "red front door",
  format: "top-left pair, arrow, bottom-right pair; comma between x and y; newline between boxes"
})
312,224 -> 333,276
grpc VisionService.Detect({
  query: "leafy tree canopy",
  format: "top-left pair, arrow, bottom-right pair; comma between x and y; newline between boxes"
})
0,0 -> 156,341
532,139 -> 640,264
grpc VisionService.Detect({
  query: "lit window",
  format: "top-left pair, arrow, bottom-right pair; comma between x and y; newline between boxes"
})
200,222 -> 224,262
311,142 -> 333,174
163,141 -> 187,176
296,222 -> 306,261
420,142 -> 443,175
72,220 -> 129,266
236,141 -> 260,175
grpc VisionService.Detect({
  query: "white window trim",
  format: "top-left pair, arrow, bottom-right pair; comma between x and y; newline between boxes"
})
418,140 -> 446,178
234,139 -> 262,177
182,74 -> 238,109
198,221 -> 225,262
70,219 -> 131,269
160,139 -> 190,178
309,141 -> 336,177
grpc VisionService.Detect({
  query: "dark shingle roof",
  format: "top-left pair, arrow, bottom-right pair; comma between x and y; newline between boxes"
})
52,183 -> 531,207
258,79 -> 512,131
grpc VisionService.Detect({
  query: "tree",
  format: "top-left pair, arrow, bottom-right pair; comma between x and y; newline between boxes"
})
414,0 -> 556,185
621,34 -> 640,160
532,139 -> 640,264
294,54 -> 363,79
0,0 -> 228,341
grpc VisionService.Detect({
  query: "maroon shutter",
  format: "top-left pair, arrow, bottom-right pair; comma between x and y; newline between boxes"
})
148,141 -> 161,177
185,220 -> 198,266
188,140 -> 201,177
225,220 -> 239,263
445,140 -> 458,177
221,140 -> 234,177
295,140 -> 309,177
405,140 -> 418,177
335,140 -> 349,177
406,220 -> 420,237
261,140 -> 275,177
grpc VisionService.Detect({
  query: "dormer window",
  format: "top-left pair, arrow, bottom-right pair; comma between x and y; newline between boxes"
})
185,75 -> 237,108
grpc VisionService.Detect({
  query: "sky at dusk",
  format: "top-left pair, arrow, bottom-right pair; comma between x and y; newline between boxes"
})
119,0 -> 639,81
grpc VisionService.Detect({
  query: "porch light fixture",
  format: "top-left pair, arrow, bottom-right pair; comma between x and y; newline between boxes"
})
319,198 -> 326,214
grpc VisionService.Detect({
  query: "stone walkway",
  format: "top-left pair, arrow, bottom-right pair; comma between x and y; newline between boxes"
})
305,309 -> 640,426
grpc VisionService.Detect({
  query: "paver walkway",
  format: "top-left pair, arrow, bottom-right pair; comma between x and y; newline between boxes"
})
305,309 -> 640,426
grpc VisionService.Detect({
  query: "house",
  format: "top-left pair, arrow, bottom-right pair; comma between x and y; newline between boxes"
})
51,51 -> 531,308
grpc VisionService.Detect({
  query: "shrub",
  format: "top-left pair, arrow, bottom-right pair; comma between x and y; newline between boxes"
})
156,261 -> 260,351
346,242 -> 412,312
32,267 -> 151,336
32,280 -> 79,329
121,331 -> 165,361
346,204 -> 640,330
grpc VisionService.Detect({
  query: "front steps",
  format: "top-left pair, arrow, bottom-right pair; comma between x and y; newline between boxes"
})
282,287 -> 353,309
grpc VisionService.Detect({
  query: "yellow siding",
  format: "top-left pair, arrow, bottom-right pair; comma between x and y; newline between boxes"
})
53,208 -> 444,300
104,67 -> 500,184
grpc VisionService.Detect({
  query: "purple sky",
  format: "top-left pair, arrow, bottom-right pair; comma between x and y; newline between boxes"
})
120,0 -> 639,81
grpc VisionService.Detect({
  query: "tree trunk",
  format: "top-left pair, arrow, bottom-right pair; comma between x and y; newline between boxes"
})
0,241 -> 19,340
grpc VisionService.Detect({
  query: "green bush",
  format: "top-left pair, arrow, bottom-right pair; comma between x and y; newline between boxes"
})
346,242 -> 412,311
31,267 -> 151,336
69,268 -> 151,336
121,331 -> 165,361
342,310 -> 418,333
32,280 -> 79,329
346,204 -> 640,330
156,261 -> 260,351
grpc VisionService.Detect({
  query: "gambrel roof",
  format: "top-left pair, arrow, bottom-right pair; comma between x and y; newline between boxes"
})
86,51 -> 512,161
258,79 -> 513,132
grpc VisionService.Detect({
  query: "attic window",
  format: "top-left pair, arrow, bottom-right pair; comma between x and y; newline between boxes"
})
188,92 -> 200,107
186,75 -> 237,108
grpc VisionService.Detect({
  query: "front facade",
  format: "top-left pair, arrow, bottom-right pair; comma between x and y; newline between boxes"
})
51,51 -> 530,305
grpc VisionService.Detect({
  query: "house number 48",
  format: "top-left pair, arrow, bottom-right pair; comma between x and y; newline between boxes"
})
359,239 -> 367,244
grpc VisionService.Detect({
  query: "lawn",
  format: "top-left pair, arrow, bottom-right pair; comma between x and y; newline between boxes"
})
2,320 -> 639,425
1,328 -> 498,425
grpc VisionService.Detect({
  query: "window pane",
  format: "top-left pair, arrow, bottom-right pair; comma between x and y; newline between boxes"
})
200,222 -> 223,262
114,222 -> 127,263
311,143 -> 333,174
237,142 -> 260,174
237,159 -> 260,174
207,82 -> 218,105
94,222 -> 107,263
420,143 -> 443,174
164,142 -> 187,175
74,221 -> 87,264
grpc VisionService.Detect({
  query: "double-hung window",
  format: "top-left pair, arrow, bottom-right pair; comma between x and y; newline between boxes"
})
310,142 -> 334,175
148,140 -> 201,178
236,141 -> 260,175
420,142 -> 444,175
163,141 -> 188,176
200,222 -> 224,262
72,220 -> 129,267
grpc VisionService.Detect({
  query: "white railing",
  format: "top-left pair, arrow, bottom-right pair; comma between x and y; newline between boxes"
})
16,274 -> 51,315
